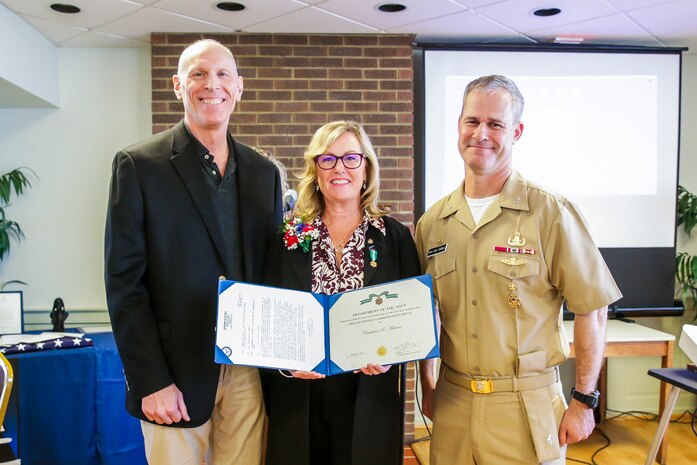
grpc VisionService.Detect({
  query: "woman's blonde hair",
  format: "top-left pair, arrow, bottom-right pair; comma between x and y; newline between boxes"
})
296,120 -> 388,221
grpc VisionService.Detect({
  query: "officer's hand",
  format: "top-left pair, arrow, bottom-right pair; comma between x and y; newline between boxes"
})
558,400 -> 595,445
421,383 -> 435,420
141,383 -> 190,425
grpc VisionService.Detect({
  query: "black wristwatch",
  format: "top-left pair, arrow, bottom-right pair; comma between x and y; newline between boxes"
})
570,387 -> 600,409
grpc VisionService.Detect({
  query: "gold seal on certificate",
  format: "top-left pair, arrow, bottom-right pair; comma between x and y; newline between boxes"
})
377,346 -> 387,356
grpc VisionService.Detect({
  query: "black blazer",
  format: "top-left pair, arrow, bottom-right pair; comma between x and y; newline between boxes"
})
262,215 -> 421,465
105,120 -> 282,426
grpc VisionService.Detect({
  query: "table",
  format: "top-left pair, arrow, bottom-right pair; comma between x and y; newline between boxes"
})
4,332 -> 146,465
644,368 -> 697,465
564,319 -> 675,464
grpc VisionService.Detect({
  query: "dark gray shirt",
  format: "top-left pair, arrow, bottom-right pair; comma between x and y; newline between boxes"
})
186,127 -> 244,281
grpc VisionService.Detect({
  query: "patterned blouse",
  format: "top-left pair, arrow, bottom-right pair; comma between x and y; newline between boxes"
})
311,213 -> 386,294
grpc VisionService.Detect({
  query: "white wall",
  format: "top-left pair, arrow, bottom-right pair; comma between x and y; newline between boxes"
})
678,53 -> 697,245
0,47 -> 152,316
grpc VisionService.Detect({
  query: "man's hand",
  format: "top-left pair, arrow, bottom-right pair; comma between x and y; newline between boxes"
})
421,380 -> 435,420
558,400 -> 595,445
559,306 -> 607,444
141,383 -> 190,425
419,358 -> 438,420
290,370 -> 326,379
357,364 -> 391,376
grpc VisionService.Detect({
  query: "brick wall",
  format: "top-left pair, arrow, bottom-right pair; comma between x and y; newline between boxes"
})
152,33 -> 415,224
151,33 -> 419,440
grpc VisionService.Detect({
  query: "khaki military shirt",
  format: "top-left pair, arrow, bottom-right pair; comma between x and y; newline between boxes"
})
415,170 -> 622,377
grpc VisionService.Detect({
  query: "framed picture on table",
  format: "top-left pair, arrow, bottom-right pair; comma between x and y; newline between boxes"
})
0,291 -> 23,335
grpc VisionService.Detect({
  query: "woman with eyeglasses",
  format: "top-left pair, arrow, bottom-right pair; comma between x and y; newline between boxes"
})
261,120 -> 420,465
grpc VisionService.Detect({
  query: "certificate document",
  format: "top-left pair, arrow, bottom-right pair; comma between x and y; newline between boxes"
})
215,275 -> 439,375
0,291 -> 23,335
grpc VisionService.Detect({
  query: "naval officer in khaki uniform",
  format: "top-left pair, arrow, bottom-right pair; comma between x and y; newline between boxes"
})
415,75 -> 622,465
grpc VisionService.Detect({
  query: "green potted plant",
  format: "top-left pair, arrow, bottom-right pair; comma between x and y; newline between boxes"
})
676,185 -> 697,320
0,167 -> 34,261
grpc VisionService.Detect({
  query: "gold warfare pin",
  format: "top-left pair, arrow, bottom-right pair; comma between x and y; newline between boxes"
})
508,232 -> 526,246
500,257 -> 527,266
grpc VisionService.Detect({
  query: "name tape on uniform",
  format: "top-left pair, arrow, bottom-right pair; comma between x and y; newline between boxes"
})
427,244 -> 448,257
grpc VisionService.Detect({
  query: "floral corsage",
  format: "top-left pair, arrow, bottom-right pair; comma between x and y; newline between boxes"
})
281,217 -> 319,253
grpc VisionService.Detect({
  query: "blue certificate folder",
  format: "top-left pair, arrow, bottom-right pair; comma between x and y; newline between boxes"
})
215,274 -> 439,376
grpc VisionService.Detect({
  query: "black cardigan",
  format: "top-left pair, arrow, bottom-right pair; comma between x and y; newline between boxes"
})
261,215 -> 421,465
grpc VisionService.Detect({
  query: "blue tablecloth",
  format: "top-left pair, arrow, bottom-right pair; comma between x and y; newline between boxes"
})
4,332 -> 146,465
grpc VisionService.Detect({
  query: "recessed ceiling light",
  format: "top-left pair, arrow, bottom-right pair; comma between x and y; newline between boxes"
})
532,7 -> 561,17
50,3 -> 81,14
216,2 -> 245,11
378,3 -> 407,13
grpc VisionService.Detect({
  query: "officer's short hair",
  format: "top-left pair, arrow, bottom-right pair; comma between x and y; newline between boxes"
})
461,75 -> 524,124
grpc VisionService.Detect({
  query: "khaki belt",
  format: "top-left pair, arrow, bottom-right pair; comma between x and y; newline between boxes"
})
443,365 -> 559,394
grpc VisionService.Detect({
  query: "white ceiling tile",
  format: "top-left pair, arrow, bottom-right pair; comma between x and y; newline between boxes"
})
0,0 -> 695,47
95,7 -> 233,41
154,0 -> 306,29
605,0 -> 675,12
317,0 -> 465,30
450,0 -> 506,7
389,9 -> 517,42
60,30 -> 150,47
476,0 -> 619,33
529,13 -> 655,45
243,6 -> 377,33
20,14 -> 87,45
626,0 -> 697,37
1,0 -> 143,28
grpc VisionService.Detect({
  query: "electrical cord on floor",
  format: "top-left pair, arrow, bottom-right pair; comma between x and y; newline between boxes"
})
588,428 -> 612,465
566,455 -> 593,464
566,426 -> 612,465
604,408 -> 657,421
567,406 -> 697,464
605,407 -> 695,424
411,362 -> 432,443
565,425 -> 614,465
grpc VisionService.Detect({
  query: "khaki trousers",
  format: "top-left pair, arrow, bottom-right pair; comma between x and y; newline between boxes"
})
141,365 -> 265,465
430,370 -> 567,465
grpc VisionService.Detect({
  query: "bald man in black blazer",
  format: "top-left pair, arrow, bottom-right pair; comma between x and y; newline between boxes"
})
105,39 -> 282,464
